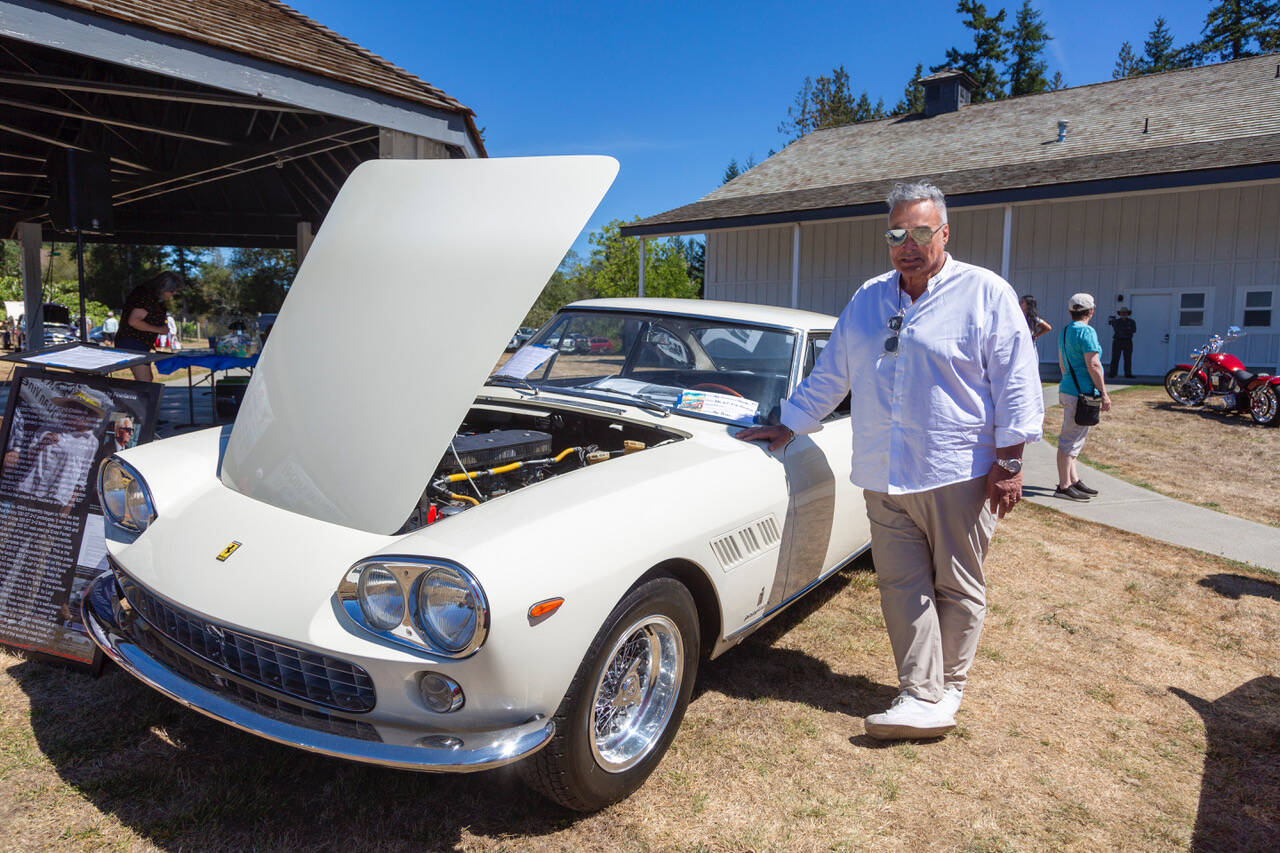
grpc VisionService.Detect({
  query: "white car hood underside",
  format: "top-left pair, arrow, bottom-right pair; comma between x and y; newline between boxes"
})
220,156 -> 618,534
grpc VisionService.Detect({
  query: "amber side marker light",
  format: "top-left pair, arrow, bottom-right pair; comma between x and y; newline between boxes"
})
528,598 -> 565,620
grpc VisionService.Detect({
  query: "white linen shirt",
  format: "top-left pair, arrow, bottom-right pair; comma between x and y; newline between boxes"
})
781,255 -> 1044,495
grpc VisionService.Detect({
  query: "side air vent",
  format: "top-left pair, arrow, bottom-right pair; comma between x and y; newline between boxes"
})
711,515 -> 782,571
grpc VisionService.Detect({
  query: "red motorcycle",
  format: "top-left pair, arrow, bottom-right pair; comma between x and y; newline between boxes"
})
1164,327 -> 1280,426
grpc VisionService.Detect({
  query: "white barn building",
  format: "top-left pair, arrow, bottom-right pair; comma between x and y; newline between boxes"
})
623,56 -> 1280,375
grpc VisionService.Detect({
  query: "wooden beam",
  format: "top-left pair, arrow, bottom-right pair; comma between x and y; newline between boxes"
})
0,95 -> 236,146
0,72 -> 313,112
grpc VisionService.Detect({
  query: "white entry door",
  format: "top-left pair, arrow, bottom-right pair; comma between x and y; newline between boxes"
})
1126,292 -> 1173,376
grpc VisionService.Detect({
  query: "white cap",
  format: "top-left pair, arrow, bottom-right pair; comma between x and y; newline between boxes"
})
1068,292 -> 1095,311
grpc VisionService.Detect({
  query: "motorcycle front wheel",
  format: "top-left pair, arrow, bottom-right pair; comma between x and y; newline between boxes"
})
1248,385 -> 1279,426
1164,368 -> 1207,406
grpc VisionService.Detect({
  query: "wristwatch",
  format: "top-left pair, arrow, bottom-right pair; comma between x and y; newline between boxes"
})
995,458 -> 1023,475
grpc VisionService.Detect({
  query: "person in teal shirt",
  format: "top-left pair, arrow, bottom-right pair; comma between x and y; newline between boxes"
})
1056,293 -> 1111,501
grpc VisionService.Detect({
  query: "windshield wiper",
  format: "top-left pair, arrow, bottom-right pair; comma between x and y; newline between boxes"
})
541,385 -> 670,416
484,375 -> 538,396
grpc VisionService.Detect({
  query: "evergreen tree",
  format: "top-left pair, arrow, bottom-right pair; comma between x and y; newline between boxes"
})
1005,0 -> 1053,96
778,66 -> 886,142
892,63 -> 927,115
84,244 -> 166,308
1113,41 -> 1142,78
935,0 -> 1009,102
1048,70 -> 1066,90
1139,16 -> 1197,72
723,158 -> 740,185
1200,0 -> 1279,60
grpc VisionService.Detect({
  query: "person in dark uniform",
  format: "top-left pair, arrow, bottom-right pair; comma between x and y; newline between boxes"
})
115,271 -> 181,381
1107,306 -> 1137,379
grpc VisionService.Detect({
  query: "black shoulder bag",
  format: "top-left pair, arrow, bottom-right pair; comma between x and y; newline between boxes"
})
1063,328 -> 1102,426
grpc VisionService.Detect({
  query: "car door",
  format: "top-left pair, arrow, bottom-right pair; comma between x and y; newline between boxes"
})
767,333 -> 866,609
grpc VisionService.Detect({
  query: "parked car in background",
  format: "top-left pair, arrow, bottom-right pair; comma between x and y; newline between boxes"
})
40,303 -> 76,347
505,326 -> 536,352
588,335 -> 613,354
88,325 -> 105,344
81,156 -> 869,813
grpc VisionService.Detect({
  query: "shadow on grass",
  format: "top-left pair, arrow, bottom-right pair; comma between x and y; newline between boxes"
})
1197,572 -> 1280,602
695,556 -> 898,722
1170,676 -> 1280,852
9,657 -> 579,850
10,555 -> 895,847
1146,399 -> 1263,428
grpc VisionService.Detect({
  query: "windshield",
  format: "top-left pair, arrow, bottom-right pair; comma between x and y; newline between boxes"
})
491,309 -> 798,424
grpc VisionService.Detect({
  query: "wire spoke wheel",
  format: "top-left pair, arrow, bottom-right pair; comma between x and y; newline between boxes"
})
1165,368 -> 1207,406
1249,386 -> 1279,426
589,615 -> 683,772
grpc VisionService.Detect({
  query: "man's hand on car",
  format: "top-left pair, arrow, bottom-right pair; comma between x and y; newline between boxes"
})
735,424 -> 794,451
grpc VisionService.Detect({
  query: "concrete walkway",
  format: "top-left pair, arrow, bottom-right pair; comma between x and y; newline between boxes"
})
1025,386 -> 1279,572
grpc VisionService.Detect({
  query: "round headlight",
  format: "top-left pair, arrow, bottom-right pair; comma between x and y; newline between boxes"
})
358,565 -> 406,631
416,566 -> 483,654
98,458 -> 155,532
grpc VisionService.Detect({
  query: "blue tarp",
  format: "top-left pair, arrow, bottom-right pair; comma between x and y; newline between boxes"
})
153,353 -> 258,375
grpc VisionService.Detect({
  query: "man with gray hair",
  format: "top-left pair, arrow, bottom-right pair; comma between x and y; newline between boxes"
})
738,181 -> 1043,739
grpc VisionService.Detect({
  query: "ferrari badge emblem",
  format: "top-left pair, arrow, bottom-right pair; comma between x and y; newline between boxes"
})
216,541 -> 242,562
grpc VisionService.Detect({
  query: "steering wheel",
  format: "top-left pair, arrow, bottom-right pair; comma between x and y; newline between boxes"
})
689,382 -> 743,398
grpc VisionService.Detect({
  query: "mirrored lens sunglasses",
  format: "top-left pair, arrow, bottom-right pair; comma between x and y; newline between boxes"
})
884,313 -> 904,354
884,224 -> 944,247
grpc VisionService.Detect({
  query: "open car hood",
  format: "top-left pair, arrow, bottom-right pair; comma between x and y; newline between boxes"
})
220,156 -> 618,533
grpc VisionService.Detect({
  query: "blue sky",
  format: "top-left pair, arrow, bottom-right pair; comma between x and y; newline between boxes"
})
287,0 -> 1215,258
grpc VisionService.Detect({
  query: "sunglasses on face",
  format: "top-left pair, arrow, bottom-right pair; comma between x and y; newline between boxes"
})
884,223 -> 944,247
884,312 -> 905,355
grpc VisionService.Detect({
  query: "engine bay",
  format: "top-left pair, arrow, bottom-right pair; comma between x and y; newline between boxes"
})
399,402 -> 684,532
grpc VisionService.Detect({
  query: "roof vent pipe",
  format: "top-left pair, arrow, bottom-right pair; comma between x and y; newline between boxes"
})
1057,120 -> 1069,142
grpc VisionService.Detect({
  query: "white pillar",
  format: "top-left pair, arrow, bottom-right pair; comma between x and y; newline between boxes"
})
297,221 -> 314,265
638,238 -> 646,298
790,223 -> 801,309
19,222 -> 42,352
1000,204 -> 1013,282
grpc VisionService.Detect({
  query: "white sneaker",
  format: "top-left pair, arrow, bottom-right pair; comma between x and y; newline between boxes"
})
939,685 -> 963,719
864,691 -> 957,740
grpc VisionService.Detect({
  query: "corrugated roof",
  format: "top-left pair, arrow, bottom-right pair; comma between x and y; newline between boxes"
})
630,54 -> 1280,233
53,0 -> 474,116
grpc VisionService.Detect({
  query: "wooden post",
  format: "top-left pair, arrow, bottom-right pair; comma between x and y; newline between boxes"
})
19,222 -> 42,352
297,221 -> 314,265
638,238 -> 646,298
791,223 -> 801,309
1001,205 -> 1013,282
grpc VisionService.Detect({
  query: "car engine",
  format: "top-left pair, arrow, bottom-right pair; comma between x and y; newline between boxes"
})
398,403 -> 683,532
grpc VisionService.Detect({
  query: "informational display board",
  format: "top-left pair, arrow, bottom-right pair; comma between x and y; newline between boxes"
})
0,368 -> 161,664
2,341 -> 157,375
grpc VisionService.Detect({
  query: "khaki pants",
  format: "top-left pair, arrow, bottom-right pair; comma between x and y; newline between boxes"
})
864,476 -> 997,703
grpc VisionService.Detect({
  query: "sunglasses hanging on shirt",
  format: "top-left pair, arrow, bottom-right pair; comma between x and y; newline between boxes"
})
885,311 -> 905,355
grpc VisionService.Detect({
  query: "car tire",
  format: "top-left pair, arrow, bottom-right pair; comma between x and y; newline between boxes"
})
1248,385 -> 1279,426
519,576 -> 699,811
1164,368 -> 1207,406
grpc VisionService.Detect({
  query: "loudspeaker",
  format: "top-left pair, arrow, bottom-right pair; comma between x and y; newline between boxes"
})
45,148 -> 114,234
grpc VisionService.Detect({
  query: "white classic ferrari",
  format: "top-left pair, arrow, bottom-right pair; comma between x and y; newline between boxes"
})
84,156 -> 869,811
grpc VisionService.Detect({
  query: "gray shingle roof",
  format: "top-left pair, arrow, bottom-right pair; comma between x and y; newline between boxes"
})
627,54 -> 1280,235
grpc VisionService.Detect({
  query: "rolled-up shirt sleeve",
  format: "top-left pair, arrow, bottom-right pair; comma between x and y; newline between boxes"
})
985,287 -> 1045,447
781,304 -> 855,435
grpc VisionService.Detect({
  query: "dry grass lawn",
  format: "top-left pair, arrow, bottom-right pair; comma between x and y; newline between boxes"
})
1042,385 -> 1280,527
2,503 -> 1277,852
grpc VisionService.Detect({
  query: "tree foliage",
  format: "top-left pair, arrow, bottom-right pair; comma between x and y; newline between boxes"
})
1200,0 -> 1280,60
1113,41 -> 1142,78
935,0 -> 1009,103
778,66 -> 886,142
1005,0 -> 1052,96
892,63 -> 927,115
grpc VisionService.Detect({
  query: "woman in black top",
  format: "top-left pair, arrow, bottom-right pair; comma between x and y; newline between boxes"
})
1019,294 -> 1052,341
116,270 -> 181,381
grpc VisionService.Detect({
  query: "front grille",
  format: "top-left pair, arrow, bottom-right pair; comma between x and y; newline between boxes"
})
115,572 -> 376,714
128,616 -> 380,742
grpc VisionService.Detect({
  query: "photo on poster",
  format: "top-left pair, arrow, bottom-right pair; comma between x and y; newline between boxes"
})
0,369 -> 161,663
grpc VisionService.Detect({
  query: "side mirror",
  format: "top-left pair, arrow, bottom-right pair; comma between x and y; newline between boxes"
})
1225,325 -> 1245,339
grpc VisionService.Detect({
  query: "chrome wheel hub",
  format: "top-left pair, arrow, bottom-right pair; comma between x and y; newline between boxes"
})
589,614 -> 683,773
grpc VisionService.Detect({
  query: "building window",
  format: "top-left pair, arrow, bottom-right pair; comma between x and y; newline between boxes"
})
1242,290 -> 1273,327
1178,292 -> 1205,328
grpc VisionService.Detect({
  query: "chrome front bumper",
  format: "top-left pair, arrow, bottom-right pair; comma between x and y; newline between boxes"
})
81,571 -> 553,773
